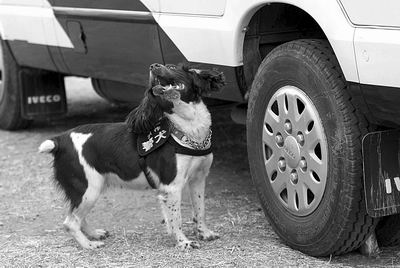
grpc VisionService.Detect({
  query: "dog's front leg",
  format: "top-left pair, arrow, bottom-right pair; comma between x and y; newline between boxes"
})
189,160 -> 220,241
158,184 -> 200,251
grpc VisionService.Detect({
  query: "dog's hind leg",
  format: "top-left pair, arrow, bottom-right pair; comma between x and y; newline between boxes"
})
189,155 -> 219,241
63,173 -> 105,249
61,132 -> 109,248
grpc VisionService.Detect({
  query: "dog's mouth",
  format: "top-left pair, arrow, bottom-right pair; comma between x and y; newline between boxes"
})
152,82 -> 184,101
154,77 -> 185,91
151,73 -> 185,100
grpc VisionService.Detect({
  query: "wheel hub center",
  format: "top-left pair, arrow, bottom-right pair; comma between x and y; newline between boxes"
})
283,136 -> 300,168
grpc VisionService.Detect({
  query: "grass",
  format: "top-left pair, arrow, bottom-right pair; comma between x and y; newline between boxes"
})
0,78 -> 400,267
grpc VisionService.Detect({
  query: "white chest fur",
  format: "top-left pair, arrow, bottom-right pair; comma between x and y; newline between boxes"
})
166,100 -> 211,142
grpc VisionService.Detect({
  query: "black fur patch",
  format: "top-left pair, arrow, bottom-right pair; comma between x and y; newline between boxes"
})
125,88 -> 173,134
51,134 -> 88,210
49,123 -> 178,209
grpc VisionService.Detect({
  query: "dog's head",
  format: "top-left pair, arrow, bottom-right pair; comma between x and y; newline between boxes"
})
149,63 -> 225,102
126,63 -> 225,133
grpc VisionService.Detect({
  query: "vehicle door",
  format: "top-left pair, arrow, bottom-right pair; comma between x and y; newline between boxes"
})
48,0 -> 162,87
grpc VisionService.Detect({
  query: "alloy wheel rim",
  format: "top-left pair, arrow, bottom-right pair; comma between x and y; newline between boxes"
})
0,41 -> 4,101
262,86 -> 328,216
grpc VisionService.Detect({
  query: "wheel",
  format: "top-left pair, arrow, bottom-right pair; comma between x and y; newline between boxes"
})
247,39 -> 376,256
91,78 -> 113,102
0,38 -> 29,130
376,214 -> 400,246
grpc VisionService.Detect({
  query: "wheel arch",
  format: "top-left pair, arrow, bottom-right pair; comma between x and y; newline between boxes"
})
236,1 -> 358,90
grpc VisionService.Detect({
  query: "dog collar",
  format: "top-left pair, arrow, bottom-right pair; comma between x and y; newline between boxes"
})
170,124 -> 212,150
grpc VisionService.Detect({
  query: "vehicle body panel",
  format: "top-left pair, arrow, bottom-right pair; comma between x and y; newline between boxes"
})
6,42 -> 57,72
338,0 -> 400,88
49,1 -> 162,86
1,0 -> 400,104
354,28 -> 400,88
158,29 -> 244,102
159,0 -> 226,16
142,0 -> 358,83
50,0 -> 157,11
0,0 -> 72,48
340,0 -> 400,28
0,0 -> 368,85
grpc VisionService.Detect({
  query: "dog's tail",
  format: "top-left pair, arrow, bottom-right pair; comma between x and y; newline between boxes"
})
38,139 -> 58,154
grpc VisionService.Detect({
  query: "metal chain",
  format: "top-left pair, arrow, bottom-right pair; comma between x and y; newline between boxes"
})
182,129 -> 212,150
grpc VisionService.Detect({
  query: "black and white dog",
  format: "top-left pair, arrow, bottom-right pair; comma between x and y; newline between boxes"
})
39,63 -> 225,250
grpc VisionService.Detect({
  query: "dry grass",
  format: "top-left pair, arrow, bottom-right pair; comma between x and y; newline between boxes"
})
1,78 -> 400,267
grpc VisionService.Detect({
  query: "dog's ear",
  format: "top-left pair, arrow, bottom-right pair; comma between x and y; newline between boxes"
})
126,89 -> 170,133
192,69 -> 226,95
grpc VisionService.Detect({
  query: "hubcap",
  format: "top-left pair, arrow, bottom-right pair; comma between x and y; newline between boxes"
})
0,41 -> 4,101
262,86 -> 328,216
283,135 -> 300,168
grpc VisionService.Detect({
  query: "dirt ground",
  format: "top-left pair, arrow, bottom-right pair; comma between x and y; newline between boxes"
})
1,78 -> 400,267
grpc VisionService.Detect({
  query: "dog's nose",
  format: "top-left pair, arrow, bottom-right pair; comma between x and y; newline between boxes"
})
150,63 -> 162,70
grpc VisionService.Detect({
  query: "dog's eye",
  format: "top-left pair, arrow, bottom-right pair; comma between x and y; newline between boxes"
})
166,65 -> 176,70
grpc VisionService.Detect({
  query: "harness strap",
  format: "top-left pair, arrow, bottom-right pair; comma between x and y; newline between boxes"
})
138,156 -> 157,189
168,137 -> 212,156
170,124 -> 212,151
138,138 -> 212,189
136,118 -> 212,188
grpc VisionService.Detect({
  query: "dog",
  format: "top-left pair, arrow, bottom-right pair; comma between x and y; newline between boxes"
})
38,63 -> 225,250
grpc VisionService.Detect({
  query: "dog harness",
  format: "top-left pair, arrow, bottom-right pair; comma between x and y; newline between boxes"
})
136,117 -> 212,188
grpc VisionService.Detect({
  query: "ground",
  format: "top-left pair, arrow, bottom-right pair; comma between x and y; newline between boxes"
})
0,78 -> 400,267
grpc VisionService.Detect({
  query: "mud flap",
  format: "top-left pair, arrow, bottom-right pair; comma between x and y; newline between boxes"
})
362,130 -> 400,217
20,69 -> 67,119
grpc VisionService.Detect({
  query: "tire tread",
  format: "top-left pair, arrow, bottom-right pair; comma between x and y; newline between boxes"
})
291,40 -> 377,255
0,39 -> 30,130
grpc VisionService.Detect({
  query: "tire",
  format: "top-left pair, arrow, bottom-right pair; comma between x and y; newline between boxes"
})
91,78 -> 143,105
376,214 -> 400,246
0,38 -> 29,130
247,39 -> 377,256
91,78 -> 113,102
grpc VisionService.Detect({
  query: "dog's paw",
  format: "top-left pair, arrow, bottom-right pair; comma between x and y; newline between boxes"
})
91,229 -> 110,240
82,240 -> 105,250
177,240 -> 200,251
197,229 -> 220,241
